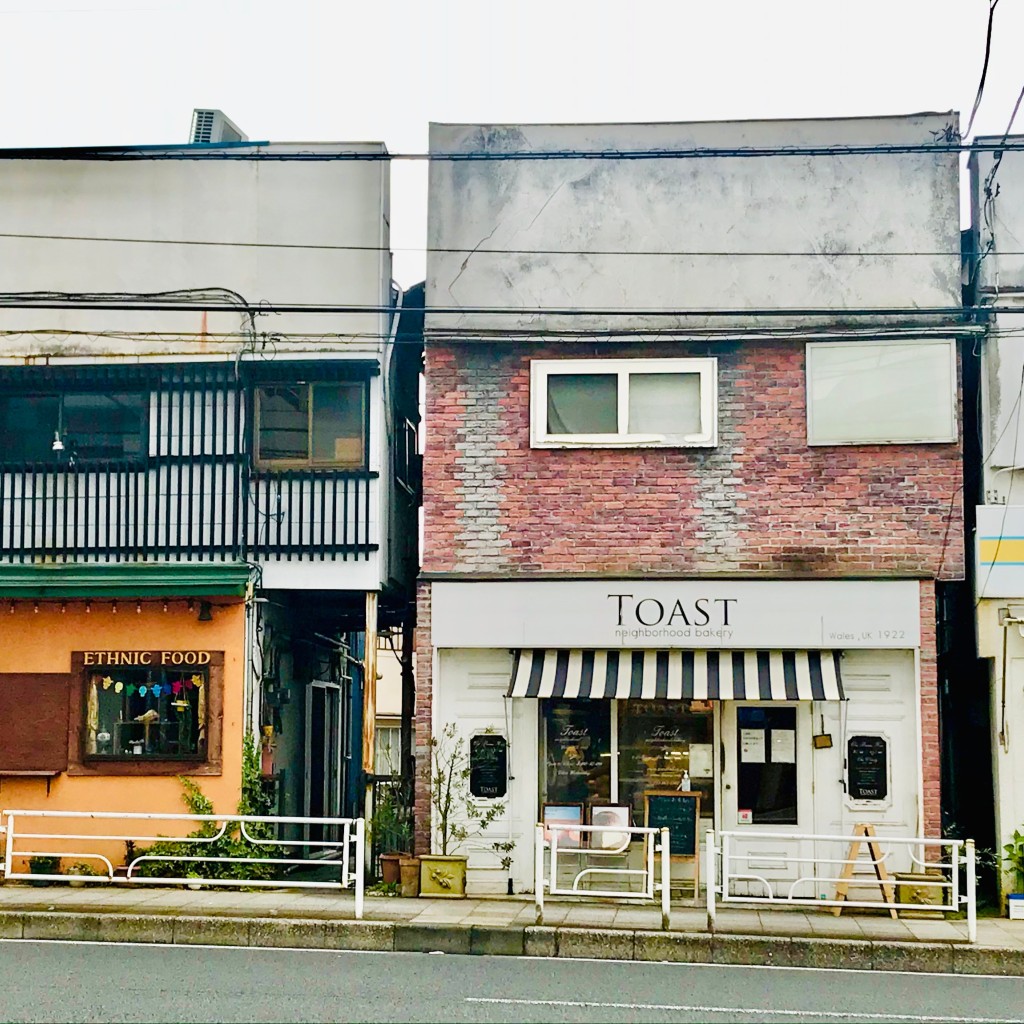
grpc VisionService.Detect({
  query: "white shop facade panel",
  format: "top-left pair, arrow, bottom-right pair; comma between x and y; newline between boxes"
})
430,580 -> 924,895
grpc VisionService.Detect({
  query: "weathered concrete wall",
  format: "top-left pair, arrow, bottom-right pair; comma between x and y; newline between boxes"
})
427,115 -> 961,334
972,138 -> 1024,294
0,144 -> 391,359
421,339 -> 965,581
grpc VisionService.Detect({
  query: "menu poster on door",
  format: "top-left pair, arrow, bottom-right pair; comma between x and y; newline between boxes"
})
770,729 -> 796,764
740,729 -> 766,763
689,743 -> 713,778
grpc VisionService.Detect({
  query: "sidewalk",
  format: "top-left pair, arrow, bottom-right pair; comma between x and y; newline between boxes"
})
2,882 -> 1023,975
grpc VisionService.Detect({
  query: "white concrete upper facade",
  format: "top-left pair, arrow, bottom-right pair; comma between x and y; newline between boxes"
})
0,142 -> 392,360
426,114 -> 962,335
971,136 -> 1024,295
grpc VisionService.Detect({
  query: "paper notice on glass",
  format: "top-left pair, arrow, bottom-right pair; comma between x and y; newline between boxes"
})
740,729 -> 766,763
771,729 -> 796,764
689,743 -> 713,778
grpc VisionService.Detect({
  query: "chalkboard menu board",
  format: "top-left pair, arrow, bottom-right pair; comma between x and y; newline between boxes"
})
644,790 -> 700,859
470,734 -> 507,799
847,735 -> 888,801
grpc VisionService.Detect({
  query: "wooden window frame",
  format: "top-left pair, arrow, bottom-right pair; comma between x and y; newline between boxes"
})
66,652 -> 224,777
254,381 -> 369,471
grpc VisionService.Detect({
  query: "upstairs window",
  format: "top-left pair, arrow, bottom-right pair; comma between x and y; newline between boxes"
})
0,392 -> 147,464
530,359 -> 717,448
255,382 -> 368,469
806,340 -> 956,445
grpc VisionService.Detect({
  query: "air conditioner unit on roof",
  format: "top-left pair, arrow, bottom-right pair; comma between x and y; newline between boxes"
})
189,109 -> 248,144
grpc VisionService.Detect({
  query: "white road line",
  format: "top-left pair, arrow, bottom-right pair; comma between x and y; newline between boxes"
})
465,998 -> 1023,1023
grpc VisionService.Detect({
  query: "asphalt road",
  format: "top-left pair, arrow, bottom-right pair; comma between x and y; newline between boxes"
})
1,940 -> 1023,1023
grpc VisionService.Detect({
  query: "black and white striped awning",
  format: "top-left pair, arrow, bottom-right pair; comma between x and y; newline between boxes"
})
507,649 -> 845,701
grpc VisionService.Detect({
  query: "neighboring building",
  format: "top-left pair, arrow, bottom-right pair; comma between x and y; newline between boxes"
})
0,118 -> 422,836
417,114 -> 968,893
970,135 -> 1024,900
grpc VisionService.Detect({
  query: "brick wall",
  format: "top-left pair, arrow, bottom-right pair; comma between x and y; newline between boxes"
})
919,580 -> 941,836
413,579 -> 432,855
421,340 -> 965,580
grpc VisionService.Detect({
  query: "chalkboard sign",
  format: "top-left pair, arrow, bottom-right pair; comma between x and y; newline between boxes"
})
847,735 -> 888,801
470,734 -> 507,799
644,790 -> 700,859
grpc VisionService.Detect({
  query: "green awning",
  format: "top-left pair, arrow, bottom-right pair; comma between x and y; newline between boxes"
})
0,562 -> 253,599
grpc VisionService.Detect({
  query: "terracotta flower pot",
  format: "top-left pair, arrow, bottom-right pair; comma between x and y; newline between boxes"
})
399,856 -> 420,897
379,853 -> 402,886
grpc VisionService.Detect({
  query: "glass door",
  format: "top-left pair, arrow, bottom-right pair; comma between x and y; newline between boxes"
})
721,702 -> 814,892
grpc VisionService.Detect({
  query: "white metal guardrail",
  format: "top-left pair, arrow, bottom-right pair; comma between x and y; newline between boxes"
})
2,809 -> 365,919
706,828 -> 976,943
534,822 -> 672,929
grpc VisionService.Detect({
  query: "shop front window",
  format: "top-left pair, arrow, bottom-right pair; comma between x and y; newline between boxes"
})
618,700 -> 714,828
736,705 -> 798,824
542,700 -> 611,808
85,666 -> 207,760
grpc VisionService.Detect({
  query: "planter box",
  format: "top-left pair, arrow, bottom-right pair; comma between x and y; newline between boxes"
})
893,871 -> 945,918
419,854 -> 468,898
1010,893 -> 1024,920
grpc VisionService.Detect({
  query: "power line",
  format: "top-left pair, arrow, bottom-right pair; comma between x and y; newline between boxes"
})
2,139 -> 1023,163
0,229 -> 999,258
0,293 -> 995,317
963,0 -> 1001,140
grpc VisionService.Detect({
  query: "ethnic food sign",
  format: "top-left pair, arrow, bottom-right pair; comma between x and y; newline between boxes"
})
431,580 -> 921,650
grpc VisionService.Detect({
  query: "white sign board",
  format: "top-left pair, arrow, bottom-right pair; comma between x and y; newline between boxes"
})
431,579 -> 920,650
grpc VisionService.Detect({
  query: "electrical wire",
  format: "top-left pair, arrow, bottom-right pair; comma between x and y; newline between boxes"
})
0,292 -> 1001,318
1,138 -> 1018,162
963,0 -> 1001,141
0,229 -> 1010,259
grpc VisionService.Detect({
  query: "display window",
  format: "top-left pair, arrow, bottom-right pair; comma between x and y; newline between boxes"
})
540,699 -> 715,833
85,666 -> 207,760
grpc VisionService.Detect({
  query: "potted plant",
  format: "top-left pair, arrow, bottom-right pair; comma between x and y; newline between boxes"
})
67,862 -> 100,887
27,856 -> 61,886
370,780 -> 412,886
492,839 -> 517,896
1004,827 -> 1024,919
420,723 -> 506,898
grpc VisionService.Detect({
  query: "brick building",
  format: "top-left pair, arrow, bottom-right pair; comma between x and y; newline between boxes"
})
416,114 -> 967,894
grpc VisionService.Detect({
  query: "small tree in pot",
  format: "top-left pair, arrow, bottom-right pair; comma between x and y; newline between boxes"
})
421,723 -> 505,897
1005,828 -> 1024,919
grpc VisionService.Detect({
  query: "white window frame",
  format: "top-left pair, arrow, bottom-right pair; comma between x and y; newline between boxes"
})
805,339 -> 957,446
530,358 -> 718,449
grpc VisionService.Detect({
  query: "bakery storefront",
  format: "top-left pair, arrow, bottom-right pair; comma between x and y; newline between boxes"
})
426,578 -> 929,894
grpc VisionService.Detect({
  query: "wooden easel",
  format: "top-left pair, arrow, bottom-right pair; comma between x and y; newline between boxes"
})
831,823 -> 898,919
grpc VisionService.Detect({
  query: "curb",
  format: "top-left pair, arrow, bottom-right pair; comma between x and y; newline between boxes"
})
2,911 -> 1023,975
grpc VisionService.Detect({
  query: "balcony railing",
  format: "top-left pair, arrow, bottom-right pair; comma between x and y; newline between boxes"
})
0,461 -> 376,563
0,363 -> 379,564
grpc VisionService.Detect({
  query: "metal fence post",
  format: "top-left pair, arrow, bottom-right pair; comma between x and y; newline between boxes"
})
660,827 -> 671,931
966,838 -> 977,944
354,818 -> 365,921
951,839 -> 960,912
706,829 -> 717,932
534,823 -> 545,925
1,814 -> 9,879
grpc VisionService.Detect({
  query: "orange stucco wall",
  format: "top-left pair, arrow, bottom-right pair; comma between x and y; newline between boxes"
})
0,598 -> 246,868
